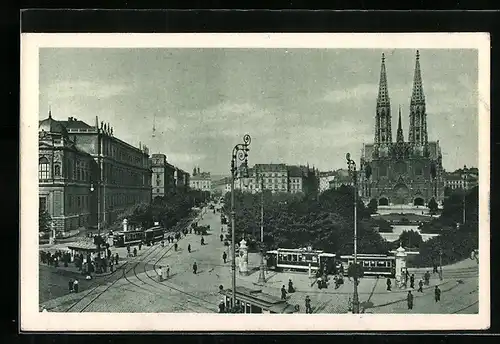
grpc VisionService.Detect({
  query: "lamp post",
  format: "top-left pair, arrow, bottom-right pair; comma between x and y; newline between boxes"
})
462,173 -> 467,225
90,182 -> 100,237
230,134 -> 251,308
257,174 -> 266,283
439,248 -> 443,281
346,152 -> 359,314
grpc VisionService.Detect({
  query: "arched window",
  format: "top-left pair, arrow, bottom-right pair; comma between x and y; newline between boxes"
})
54,163 -> 61,176
39,157 -> 50,180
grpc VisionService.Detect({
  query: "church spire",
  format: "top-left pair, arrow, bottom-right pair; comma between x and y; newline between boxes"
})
408,50 -> 428,145
375,53 -> 392,145
410,50 -> 425,106
396,105 -> 404,143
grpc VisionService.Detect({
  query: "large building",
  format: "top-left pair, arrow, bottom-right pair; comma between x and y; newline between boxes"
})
151,154 -> 177,199
189,167 -> 212,192
39,112 -> 152,232
359,51 -> 445,207
318,171 -> 337,193
234,163 -> 319,194
444,166 -> 479,191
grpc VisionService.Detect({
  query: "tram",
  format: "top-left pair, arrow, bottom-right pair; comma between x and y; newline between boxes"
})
113,230 -> 144,247
338,253 -> 396,278
266,248 -> 337,274
144,226 -> 165,245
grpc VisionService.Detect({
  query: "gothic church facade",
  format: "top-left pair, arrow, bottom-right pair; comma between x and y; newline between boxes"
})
359,51 -> 445,206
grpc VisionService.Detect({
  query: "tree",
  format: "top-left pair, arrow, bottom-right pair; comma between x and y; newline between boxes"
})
398,230 -> 423,249
367,199 -> 378,214
39,209 -> 52,232
347,262 -> 364,279
428,197 -> 438,215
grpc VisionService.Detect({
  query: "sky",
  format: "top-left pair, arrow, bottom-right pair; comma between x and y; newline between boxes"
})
39,48 -> 479,176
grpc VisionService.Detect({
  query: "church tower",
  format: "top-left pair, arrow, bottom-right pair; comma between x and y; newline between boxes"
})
408,50 -> 428,145
396,105 -> 405,143
375,53 -> 393,145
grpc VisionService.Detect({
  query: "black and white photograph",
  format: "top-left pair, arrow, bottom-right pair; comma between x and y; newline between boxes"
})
20,33 -> 490,331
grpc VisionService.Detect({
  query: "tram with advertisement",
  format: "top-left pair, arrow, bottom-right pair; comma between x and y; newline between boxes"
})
338,253 -> 396,278
266,247 -> 337,274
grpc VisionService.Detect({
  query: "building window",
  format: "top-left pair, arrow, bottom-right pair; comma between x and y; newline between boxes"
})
156,188 -> 160,193
54,164 -> 61,177
39,157 -> 50,179
39,197 -> 47,212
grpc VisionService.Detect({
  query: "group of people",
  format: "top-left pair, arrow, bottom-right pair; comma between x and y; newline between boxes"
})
280,279 -> 296,300
40,250 -> 71,267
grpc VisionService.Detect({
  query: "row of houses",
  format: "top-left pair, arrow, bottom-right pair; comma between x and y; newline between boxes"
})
39,112 -> 191,233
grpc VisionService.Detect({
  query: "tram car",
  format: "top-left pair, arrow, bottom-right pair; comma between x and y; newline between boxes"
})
339,253 -> 396,278
113,230 -> 145,247
144,226 -> 165,245
266,248 -> 337,274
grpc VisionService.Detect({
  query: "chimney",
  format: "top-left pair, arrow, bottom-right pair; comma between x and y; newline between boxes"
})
95,116 -> 99,128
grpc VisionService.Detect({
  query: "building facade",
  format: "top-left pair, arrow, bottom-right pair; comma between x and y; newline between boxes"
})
444,166 -> 479,191
151,154 -> 177,199
359,51 -> 445,206
39,113 -> 152,232
318,171 -> 337,193
189,167 -> 212,191
234,163 -> 319,194
328,169 -> 354,190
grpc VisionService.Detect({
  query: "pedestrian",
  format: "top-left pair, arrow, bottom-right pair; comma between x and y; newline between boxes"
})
133,247 -> 137,257
288,279 -> 295,293
127,246 -> 131,257
305,295 -> 312,314
188,244 -> 191,253
193,262 -> 198,274
158,266 -> 163,282
407,291 -> 414,310
386,278 -> 392,291
418,279 -> 424,293
107,248 -> 111,259
115,253 -> 119,265
433,263 -> 438,274
201,237 -> 205,246
281,285 -> 287,300
161,240 -> 165,248
139,242 -> 142,250
68,279 -> 73,293
110,259 -> 114,272
404,269 -> 409,287
222,251 -> 227,264
424,271 -> 430,286
410,274 -> 415,289
73,279 -> 79,293
174,243 -> 178,251
220,234 -> 223,242
435,286 -> 441,302
166,265 -> 170,279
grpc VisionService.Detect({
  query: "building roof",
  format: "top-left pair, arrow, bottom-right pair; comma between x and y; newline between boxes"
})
287,165 -> 305,177
39,114 -> 69,137
59,117 -> 94,130
254,163 -> 287,172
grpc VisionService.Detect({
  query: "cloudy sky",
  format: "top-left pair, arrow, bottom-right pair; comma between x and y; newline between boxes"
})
39,48 -> 478,175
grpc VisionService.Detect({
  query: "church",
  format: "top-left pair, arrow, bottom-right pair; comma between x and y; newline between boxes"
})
359,51 -> 445,207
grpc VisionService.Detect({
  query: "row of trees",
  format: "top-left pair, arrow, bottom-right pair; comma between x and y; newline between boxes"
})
222,186 -> 391,255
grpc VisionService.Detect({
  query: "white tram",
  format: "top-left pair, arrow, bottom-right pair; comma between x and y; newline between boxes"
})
339,253 -> 396,278
266,248 -> 337,274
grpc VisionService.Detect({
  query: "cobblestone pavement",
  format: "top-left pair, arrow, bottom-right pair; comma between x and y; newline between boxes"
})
41,207 -> 479,314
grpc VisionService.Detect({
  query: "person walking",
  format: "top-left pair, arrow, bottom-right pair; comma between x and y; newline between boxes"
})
220,234 -> 224,242
193,262 -> 198,274
166,265 -> 170,279
115,253 -> 119,265
201,236 -> 205,246
158,266 -> 163,282
174,243 -> 178,251
410,274 -> 415,289
281,285 -> 287,300
139,242 -> 142,250
110,259 -> 114,273
188,244 -> 191,253
407,291 -> 414,310
133,247 -> 137,257
386,278 -> 392,291
424,271 -> 430,286
305,295 -> 312,314
434,286 -> 441,302
288,279 -> 295,293
73,279 -> 79,293
68,279 -> 73,293
222,251 -> 227,264
418,279 -> 424,293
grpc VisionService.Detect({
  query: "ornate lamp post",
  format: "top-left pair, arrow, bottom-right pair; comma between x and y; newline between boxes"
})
461,173 -> 468,225
346,152 -> 360,314
90,182 -> 100,237
257,173 -> 266,283
230,134 -> 251,307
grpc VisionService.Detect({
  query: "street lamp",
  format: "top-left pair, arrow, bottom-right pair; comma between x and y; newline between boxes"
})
90,182 -> 100,237
439,248 -> 443,281
346,152 -> 359,314
230,134 -> 251,307
461,173 -> 468,225
257,173 -> 266,283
